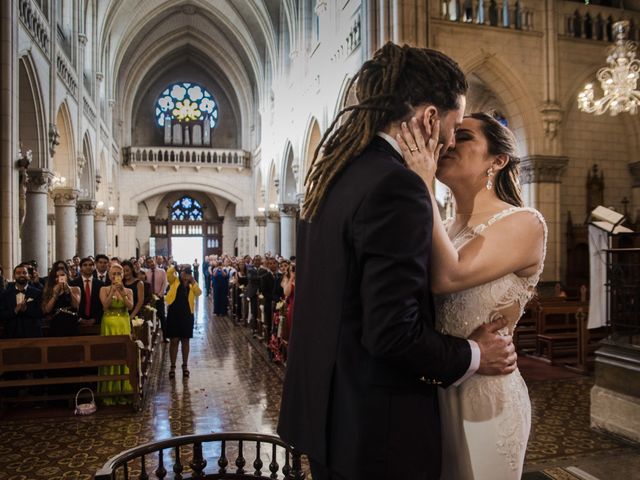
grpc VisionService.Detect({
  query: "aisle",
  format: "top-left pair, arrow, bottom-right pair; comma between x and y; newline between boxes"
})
0,298 -> 284,480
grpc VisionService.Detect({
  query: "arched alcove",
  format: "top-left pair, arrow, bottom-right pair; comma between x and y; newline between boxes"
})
301,117 -> 321,191
281,143 -> 297,205
79,132 -> 95,200
52,101 -> 76,184
18,56 -> 47,168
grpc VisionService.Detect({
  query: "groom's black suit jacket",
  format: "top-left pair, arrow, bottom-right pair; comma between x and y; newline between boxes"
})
278,137 -> 472,480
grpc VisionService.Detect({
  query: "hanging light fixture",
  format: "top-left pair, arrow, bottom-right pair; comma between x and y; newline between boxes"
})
578,21 -> 640,116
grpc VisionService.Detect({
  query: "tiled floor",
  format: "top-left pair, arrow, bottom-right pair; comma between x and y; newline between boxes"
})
0,298 -> 638,479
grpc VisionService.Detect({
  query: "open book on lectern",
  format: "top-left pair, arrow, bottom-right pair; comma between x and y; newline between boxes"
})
589,206 -> 634,234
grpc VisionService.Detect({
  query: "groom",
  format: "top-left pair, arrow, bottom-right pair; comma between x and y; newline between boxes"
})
278,43 -> 517,480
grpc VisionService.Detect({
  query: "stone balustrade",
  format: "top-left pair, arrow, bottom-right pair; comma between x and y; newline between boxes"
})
19,0 -> 50,54
559,2 -> 639,42
436,0 -> 535,31
56,50 -> 78,97
123,146 -> 251,170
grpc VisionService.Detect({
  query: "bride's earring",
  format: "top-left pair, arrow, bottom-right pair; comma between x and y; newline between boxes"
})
486,168 -> 494,190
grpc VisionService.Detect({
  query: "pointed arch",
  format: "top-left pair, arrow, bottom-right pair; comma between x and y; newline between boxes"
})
18,54 -> 48,169
333,74 -> 356,123
53,100 -> 76,185
300,116 -> 322,191
460,52 -> 541,156
280,141 -> 297,204
79,131 -> 95,199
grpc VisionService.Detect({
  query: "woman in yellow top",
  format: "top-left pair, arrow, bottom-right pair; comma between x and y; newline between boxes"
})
165,264 -> 202,379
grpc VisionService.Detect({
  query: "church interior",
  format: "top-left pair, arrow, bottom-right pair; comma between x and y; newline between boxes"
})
1,0 -> 640,478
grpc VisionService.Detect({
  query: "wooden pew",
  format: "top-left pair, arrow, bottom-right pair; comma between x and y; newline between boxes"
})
514,298 -> 540,354
0,335 -> 141,411
131,307 -> 159,395
535,302 -> 585,364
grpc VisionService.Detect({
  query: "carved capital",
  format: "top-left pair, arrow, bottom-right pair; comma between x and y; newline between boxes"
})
49,123 -> 60,156
26,168 -> 53,194
629,161 -> 640,188
78,33 -> 88,46
94,208 -> 107,221
77,200 -> 97,215
96,72 -> 104,82
107,214 -> 117,226
255,216 -> 267,227
236,216 -> 250,227
520,156 -> 569,184
279,204 -> 299,217
267,211 -> 280,222
52,188 -> 79,207
123,215 -> 138,227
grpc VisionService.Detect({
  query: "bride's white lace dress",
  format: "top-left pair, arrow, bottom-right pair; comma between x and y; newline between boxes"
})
435,207 -> 547,480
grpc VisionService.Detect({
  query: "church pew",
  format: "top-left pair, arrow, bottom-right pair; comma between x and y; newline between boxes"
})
0,335 -> 141,410
534,302 -> 585,363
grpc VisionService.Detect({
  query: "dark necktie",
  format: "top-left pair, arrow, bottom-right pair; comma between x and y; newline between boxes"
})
151,269 -> 156,294
84,279 -> 91,317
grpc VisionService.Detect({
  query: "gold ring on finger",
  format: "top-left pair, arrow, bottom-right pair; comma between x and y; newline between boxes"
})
409,146 -> 419,152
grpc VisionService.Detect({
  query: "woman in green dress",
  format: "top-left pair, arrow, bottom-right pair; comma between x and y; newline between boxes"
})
98,263 -> 134,405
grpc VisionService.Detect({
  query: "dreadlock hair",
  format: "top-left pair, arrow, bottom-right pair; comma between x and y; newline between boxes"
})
301,42 -> 468,221
469,112 -> 524,208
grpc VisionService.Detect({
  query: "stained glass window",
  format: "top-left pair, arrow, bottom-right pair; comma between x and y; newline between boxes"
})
155,82 -> 219,129
171,196 -> 203,221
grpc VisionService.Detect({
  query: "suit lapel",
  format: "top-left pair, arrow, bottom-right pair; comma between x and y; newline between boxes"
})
369,135 -> 405,165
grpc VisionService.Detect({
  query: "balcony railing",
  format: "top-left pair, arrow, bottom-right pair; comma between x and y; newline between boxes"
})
435,0 -> 535,32
123,146 -> 251,170
560,2 -> 639,42
19,0 -> 50,54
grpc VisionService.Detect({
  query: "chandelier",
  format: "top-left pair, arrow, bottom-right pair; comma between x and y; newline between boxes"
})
578,21 -> 640,116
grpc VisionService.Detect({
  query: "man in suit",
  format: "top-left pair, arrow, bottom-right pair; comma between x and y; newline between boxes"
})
258,257 -> 279,338
278,43 -> 516,480
144,256 -> 168,341
94,254 -> 111,285
245,255 -> 262,336
70,257 -> 104,326
0,264 -> 43,338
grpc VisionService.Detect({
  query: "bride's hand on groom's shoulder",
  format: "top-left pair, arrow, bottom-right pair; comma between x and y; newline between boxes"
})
469,317 -> 518,376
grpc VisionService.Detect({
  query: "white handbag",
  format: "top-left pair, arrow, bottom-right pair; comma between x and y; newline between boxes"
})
74,387 -> 97,416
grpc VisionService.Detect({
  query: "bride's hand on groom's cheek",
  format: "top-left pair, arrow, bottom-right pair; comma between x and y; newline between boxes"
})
469,317 -> 518,376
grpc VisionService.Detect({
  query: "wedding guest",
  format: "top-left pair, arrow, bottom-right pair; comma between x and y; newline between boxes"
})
165,265 -> 201,378
122,260 -> 144,319
246,255 -> 261,336
98,263 -> 134,405
137,270 -> 153,306
145,256 -> 168,341
94,254 -> 111,284
26,261 -> 45,290
234,261 -> 248,321
42,263 -> 81,336
280,261 -> 295,343
211,261 -> 229,317
0,265 -> 6,291
193,258 -> 200,282
0,264 -> 43,338
202,256 -> 211,297
71,257 -> 104,326
259,257 -> 279,337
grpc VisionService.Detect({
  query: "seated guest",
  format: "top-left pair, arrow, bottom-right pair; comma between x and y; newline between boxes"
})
70,257 -> 103,326
42,263 -> 81,336
94,254 -> 111,284
122,260 -> 144,319
98,263 -> 134,405
0,264 -> 43,338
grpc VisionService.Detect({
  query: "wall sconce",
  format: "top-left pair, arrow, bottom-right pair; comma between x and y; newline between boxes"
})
108,206 -> 115,213
97,201 -> 104,208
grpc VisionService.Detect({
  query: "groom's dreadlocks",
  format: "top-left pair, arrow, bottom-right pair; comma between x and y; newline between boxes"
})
301,42 -> 468,221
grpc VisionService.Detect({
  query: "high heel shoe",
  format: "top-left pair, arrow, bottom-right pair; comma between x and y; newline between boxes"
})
169,365 -> 176,379
182,365 -> 190,378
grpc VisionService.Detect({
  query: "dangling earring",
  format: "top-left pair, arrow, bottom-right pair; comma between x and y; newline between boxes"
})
486,168 -> 494,190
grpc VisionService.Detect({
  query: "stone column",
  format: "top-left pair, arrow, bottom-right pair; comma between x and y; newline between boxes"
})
94,208 -> 107,255
122,214 -> 138,257
52,188 -> 79,260
236,216 -> 250,256
22,169 -> 52,267
266,211 -> 280,256
255,216 -> 267,255
629,161 -> 640,221
520,155 -> 568,283
76,200 -> 96,257
106,214 -> 117,257
0,0 -> 17,270
279,204 -> 298,259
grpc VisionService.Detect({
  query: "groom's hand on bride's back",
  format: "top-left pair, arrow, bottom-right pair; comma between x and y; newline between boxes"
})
468,317 -> 518,376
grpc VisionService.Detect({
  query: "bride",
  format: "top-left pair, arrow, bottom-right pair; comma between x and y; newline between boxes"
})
397,111 -> 547,479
